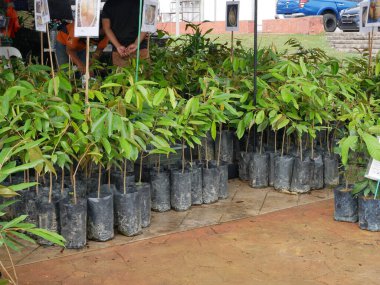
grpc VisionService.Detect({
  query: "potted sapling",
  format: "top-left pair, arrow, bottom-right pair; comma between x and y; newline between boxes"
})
249,109 -> 270,189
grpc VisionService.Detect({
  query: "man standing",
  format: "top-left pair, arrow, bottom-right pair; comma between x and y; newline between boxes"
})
102,0 -> 149,67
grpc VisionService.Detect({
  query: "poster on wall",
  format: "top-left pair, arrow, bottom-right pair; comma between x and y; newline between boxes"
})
34,0 -> 50,32
359,1 -> 372,33
74,0 -> 101,37
141,0 -> 159,33
366,0 -> 380,27
226,1 -> 240,32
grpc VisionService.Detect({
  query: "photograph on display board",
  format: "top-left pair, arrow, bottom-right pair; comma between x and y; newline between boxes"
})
40,0 -> 50,24
142,0 -> 158,33
75,0 -> 101,37
367,0 -> 380,27
226,1 -> 239,32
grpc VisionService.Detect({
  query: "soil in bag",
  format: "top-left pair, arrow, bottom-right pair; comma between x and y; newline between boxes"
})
60,198 -> 87,249
249,153 -> 269,188
136,183 -> 151,228
311,154 -> 324,190
215,130 -> 234,164
268,152 -> 277,187
202,163 -> 220,204
274,155 -> 294,191
324,154 -> 340,186
290,157 -> 312,193
171,169 -> 192,211
87,193 -> 114,242
218,162 -> 229,200
150,170 -> 171,212
115,189 -> 142,236
36,197 -> 59,246
238,152 -> 251,181
334,186 -> 358,223
358,197 -> 380,232
190,165 -> 203,205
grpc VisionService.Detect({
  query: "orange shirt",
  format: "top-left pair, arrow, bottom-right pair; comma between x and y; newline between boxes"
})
57,23 -> 109,51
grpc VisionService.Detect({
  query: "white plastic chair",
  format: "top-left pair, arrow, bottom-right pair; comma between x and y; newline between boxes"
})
0,46 -> 22,59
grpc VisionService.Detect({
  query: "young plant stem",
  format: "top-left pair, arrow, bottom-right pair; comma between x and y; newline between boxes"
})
27,169 -> 30,190
281,127 -> 287,157
108,166 -> 111,190
0,259 -> 16,285
287,135 -> 290,154
182,139 -> 185,174
98,164 -> 101,199
217,124 -> 222,167
260,132 -> 264,155
205,137 -> 209,169
85,36 -> 90,119
123,159 -> 127,195
299,137 -> 303,161
48,172 -> 53,204
4,241 -> 18,284
36,172 -> 39,195
61,167 -> 65,195
158,155 -> 161,174
274,131 -> 277,154
245,128 -> 251,153
46,24 -> 57,96
198,145 -> 201,162
190,147 -> 193,167
138,152 -> 143,184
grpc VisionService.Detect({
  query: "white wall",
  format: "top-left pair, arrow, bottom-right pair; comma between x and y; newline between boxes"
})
159,0 -> 277,26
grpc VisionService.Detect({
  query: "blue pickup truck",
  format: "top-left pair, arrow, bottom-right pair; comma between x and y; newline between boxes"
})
276,0 -> 362,32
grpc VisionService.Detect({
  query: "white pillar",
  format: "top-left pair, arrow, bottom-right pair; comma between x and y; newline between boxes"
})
176,0 -> 180,36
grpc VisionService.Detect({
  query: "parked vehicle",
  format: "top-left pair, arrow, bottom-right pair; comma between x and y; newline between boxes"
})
338,6 -> 360,32
276,0 -> 362,32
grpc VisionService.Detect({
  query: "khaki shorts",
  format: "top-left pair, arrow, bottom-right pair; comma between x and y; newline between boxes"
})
112,49 -> 150,67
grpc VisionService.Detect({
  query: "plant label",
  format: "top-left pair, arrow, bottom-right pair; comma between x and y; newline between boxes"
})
365,137 -> 380,181
141,0 -> 159,33
74,0 -> 101,38
226,1 -> 240,32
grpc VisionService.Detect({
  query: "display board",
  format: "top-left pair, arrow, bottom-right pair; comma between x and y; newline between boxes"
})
34,0 -> 50,32
74,0 -> 101,38
366,0 -> 380,28
141,0 -> 159,33
366,137 -> 380,181
226,1 -> 239,32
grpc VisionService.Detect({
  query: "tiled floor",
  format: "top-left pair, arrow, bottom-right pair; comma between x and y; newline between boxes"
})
1,179 -> 333,268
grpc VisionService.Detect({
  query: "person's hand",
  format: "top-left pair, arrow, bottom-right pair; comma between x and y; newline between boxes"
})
127,43 -> 137,54
116,45 -> 127,57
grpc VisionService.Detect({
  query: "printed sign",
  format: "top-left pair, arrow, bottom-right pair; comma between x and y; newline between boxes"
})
141,0 -> 159,33
74,0 -> 101,37
365,137 -> 380,181
226,1 -> 240,32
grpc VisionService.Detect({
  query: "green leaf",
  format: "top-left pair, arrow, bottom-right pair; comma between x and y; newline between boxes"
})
339,136 -> 358,166
256,110 -> 265,125
102,138 -> 112,154
100,83 -> 122,89
9,182 -> 37,192
153,88 -> 167,106
168,88 -> 177,109
91,112 -> 107,133
0,160 -> 44,176
0,186 -> 19,198
361,132 -> 380,161
211,121 -> 217,141
2,215 -> 27,230
299,57 -> 308,76
120,138 -> 132,159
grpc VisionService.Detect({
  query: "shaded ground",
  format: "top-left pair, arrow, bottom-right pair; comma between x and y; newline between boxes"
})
14,199 -> 380,285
